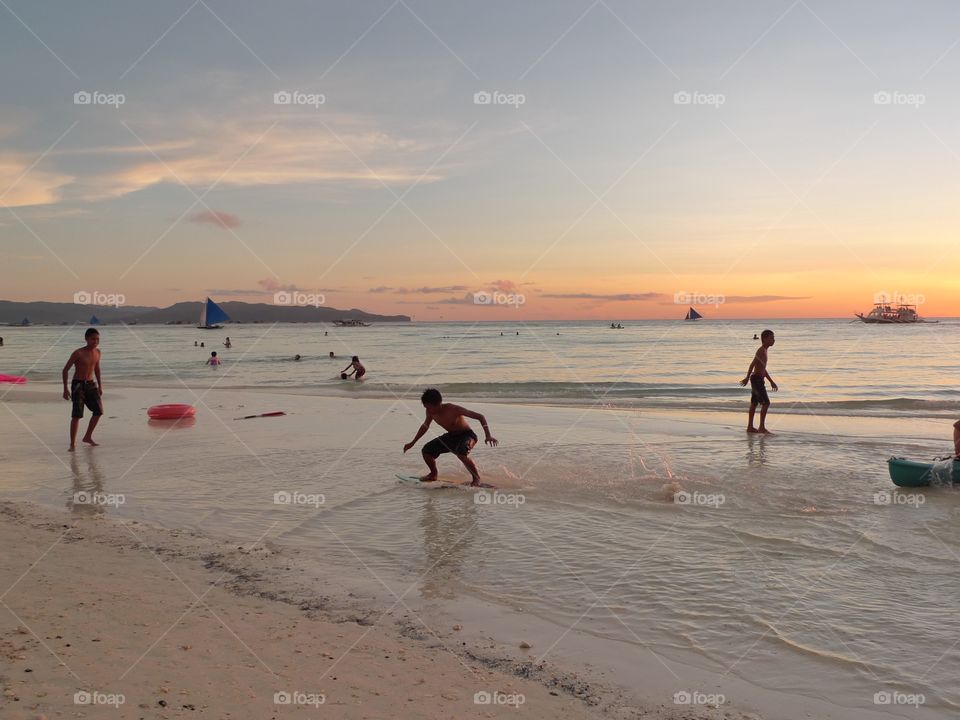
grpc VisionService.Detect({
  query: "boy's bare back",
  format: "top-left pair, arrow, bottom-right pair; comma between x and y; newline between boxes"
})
426,403 -> 473,433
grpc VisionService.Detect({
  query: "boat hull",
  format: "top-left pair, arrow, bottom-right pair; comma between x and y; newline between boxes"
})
888,457 -> 960,487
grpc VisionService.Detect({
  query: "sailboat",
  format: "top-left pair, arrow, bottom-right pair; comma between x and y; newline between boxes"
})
198,297 -> 230,329
684,307 -> 703,321
89,315 -> 101,326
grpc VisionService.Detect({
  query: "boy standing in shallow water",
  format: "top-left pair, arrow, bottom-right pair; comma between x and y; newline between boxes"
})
740,329 -> 778,434
62,328 -> 103,451
403,388 -> 498,485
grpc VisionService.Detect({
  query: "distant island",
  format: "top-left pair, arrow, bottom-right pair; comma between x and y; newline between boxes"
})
0,300 -> 410,326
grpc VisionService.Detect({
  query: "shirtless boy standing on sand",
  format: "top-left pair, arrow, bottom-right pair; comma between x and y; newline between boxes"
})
62,328 -> 103,451
740,329 -> 778,434
403,388 -> 497,485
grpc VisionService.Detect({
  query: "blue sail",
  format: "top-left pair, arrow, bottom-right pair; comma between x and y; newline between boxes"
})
89,315 -> 100,325
685,307 -> 703,320
203,297 -> 230,326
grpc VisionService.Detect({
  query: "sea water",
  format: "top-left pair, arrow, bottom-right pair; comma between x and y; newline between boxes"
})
3,318 -> 960,716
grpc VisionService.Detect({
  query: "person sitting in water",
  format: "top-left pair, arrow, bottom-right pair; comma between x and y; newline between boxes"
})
223,337 -> 232,348
294,354 -> 301,361
329,351 -> 335,359
403,388 -> 498,485
341,356 -> 365,380
753,334 -> 759,340
206,351 -> 221,366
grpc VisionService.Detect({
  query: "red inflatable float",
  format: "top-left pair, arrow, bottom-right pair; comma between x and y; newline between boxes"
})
0,374 -> 27,384
147,403 -> 196,420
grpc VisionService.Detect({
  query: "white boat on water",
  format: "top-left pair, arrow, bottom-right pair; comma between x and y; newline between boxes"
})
855,302 -> 935,324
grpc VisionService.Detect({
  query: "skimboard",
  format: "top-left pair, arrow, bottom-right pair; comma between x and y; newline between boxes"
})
395,474 -> 496,490
888,457 -> 960,487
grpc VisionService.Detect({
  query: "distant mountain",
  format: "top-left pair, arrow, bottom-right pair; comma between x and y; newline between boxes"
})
0,300 -> 410,326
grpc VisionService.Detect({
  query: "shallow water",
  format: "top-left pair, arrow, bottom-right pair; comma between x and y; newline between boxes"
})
3,320 -> 960,716
5,318 -> 960,416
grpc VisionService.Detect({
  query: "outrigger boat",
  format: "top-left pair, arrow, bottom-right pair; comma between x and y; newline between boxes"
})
684,307 -> 703,321
855,302 -> 935,324
198,297 -> 230,329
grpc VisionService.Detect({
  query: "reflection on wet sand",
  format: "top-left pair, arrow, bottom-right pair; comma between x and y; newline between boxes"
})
418,493 -> 478,600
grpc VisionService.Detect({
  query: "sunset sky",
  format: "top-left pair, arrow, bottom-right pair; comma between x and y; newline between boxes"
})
4,1 -> 960,319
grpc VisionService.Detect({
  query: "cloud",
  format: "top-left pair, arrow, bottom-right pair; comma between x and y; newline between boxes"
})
723,295 -> 810,303
542,292 -> 665,302
0,157 -> 74,207
205,288 -> 268,296
258,278 -> 298,293
490,279 -> 519,293
189,209 -> 241,229
368,286 -> 393,293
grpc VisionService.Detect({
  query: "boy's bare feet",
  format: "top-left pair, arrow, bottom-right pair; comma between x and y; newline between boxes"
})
758,428 -> 774,435
419,474 -> 438,482
468,477 -> 482,487
68,445 -> 76,452
747,427 -> 759,433
82,437 -> 99,446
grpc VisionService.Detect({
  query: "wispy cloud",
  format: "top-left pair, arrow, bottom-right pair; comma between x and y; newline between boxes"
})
189,209 -> 241,229
543,292 -> 665,302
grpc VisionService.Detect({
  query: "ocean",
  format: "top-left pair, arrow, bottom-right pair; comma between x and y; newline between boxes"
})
2,318 -> 959,717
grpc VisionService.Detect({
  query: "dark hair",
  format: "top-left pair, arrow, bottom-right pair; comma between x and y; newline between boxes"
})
761,329 -> 774,340
421,388 -> 442,406
352,355 -> 359,362
84,328 -> 99,338
211,351 -> 217,356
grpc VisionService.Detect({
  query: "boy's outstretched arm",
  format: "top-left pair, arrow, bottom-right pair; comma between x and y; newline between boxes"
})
403,413 -> 432,452
61,351 -> 76,400
452,405 -> 498,446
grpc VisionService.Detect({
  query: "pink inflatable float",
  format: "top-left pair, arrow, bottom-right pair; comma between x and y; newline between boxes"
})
0,374 -> 27,384
147,404 -> 196,420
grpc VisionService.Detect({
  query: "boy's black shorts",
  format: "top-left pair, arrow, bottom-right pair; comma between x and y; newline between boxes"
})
749,375 -> 769,406
71,379 -> 103,419
423,429 -> 478,458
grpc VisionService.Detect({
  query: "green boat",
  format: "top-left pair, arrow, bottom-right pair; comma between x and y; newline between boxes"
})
888,457 -> 960,487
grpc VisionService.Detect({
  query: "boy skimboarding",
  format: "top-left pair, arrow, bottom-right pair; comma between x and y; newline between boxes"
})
403,388 -> 497,486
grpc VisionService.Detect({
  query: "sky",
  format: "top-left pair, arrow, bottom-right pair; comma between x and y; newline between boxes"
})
3,0 -> 960,320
